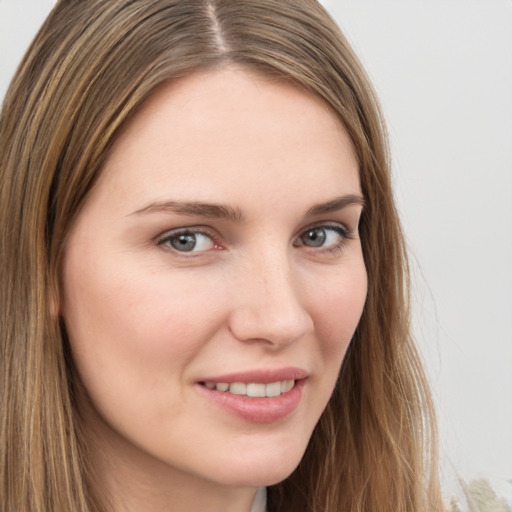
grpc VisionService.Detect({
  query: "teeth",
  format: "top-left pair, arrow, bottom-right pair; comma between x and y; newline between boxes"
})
281,380 -> 294,393
247,383 -> 266,397
229,382 -> 246,395
265,381 -> 281,397
204,380 -> 296,397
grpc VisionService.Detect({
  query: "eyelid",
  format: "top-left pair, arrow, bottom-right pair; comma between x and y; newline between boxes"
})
156,226 -> 223,253
295,222 -> 354,241
293,222 -> 356,255
153,221 -> 356,257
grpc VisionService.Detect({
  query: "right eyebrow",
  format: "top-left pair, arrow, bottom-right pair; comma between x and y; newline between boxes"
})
129,200 -> 245,223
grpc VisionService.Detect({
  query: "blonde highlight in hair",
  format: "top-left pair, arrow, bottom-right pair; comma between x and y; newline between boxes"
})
0,1 -> 443,511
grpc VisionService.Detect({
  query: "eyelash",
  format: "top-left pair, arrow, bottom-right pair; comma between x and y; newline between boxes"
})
294,224 -> 355,255
156,223 -> 355,256
157,227 -> 221,254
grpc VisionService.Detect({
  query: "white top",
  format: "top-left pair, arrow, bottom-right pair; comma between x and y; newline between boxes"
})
250,487 -> 267,512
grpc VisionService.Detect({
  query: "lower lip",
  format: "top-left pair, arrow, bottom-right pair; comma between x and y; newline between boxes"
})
196,380 -> 305,424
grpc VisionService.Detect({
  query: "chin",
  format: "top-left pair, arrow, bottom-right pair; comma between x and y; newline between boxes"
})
211,464 -> 299,488
202,440 -> 307,488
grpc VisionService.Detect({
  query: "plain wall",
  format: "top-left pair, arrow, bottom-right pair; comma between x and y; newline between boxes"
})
1,0 -> 511,505
323,0 -> 512,503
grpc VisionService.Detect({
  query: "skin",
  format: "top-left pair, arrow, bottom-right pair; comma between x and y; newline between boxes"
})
61,67 -> 368,512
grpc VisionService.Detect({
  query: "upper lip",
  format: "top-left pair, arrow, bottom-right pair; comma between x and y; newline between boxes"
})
199,367 -> 309,384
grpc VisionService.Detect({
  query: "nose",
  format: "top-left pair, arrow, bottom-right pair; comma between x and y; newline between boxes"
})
227,250 -> 314,349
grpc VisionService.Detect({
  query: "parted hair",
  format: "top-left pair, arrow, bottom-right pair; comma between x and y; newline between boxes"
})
0,1 -> 443,511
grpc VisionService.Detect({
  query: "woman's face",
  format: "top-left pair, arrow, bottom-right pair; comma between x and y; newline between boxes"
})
61,68 -> 367,491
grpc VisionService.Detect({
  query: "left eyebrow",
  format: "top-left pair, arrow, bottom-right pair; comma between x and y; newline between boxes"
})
305,194 -> 366,216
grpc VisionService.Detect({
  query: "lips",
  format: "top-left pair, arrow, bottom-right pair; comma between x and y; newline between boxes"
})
196,367 -> 308,423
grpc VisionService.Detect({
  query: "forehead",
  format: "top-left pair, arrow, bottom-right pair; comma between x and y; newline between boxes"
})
91,66 -> 360,215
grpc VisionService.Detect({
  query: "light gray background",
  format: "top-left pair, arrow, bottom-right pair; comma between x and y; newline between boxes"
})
1,0 -> 511,505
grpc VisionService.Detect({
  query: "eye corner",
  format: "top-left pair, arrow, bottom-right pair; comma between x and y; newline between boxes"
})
156,227 -> 223,255
294,223 -> 356,255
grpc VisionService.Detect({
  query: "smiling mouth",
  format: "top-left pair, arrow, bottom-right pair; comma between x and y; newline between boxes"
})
200,380 -> 295,397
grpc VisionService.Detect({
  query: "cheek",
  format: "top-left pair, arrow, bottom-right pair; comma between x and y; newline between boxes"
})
60,259 -> 230,445
61,248 -> 242,416
311,259 -> 367,360
62,264 -> 219,371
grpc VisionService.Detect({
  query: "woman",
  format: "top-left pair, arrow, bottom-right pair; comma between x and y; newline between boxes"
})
0,1 -> 443,511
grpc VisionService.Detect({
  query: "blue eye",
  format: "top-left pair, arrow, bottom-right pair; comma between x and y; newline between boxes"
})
159,230 -> 215,253
298,225 -> 351,249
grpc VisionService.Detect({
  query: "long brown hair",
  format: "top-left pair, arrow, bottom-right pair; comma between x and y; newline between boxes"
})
0,1 -> 443,511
